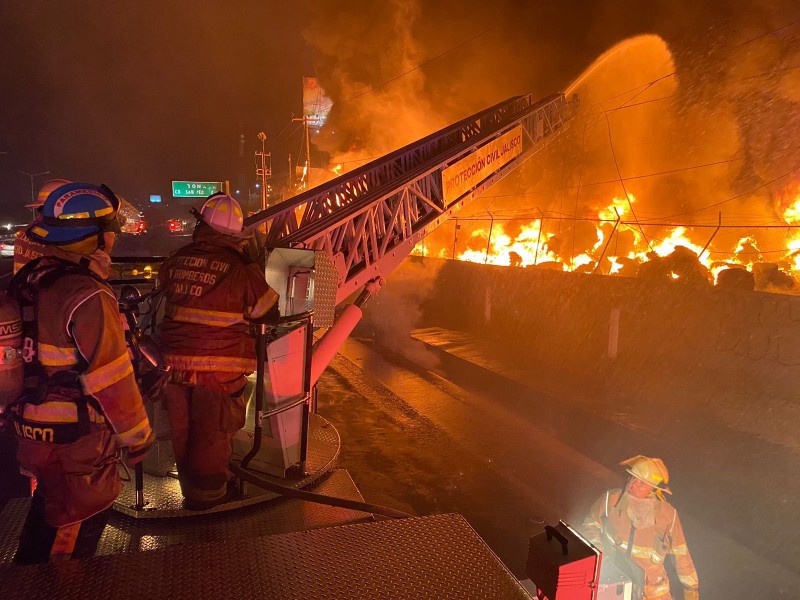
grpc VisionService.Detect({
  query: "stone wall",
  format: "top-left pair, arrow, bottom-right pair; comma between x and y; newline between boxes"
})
417,257 -> 800,452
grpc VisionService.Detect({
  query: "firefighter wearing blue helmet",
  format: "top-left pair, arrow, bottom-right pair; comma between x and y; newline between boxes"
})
7,182 -> 152,564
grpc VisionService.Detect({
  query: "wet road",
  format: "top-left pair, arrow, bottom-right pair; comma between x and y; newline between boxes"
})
317,335 -> 800,600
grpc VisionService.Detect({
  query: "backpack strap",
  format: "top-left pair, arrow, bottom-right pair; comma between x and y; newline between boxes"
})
6,258 -> 108,437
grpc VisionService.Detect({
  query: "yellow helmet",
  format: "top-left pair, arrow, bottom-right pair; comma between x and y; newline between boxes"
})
620,455 -> 672,494
28,178 -> 73,209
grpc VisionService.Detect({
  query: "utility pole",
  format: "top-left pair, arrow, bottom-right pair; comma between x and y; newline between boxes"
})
18,170 -> 50,220
287,153 -> 293,196
255,132 -> 271,212
290,116 -> 314,189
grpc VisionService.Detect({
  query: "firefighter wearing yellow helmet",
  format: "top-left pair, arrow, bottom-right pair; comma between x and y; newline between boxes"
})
583,455 -> 699,600
13,178 -> 73,273
157,193 -> 279,510
7,182 -> 152,564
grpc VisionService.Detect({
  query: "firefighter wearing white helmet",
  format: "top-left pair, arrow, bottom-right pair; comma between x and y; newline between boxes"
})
6,182 -> 152,564
583,455 -> 699,600
157,193 -> 279,510
13,178 -> 73,273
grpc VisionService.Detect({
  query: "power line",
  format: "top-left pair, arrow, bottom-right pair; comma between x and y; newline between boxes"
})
341,27 -> 493,104
452,214 -> 800,229
728,17 -> 800,50
573,16 -> 800,117
272,121 -> 299,144
649,165 -> 800,220
481,155 -> 750,200
604,112 -> 652,250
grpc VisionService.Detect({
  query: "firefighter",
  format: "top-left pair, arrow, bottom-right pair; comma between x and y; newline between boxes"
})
583,456 -> 699,600
7,182 -> 153,564
13,179 -> 72,274
158,193 -> 279,511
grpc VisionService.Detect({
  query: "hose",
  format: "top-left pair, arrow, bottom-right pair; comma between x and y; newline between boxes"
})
229,462 -> 412,520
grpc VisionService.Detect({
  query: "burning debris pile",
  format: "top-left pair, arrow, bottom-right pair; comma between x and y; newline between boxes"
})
303,3 -> 800,295
407,28 -> 800,295
412,192 -> 800,293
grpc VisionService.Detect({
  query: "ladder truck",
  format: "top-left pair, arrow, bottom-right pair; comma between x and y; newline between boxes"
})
0,92 -> 595,600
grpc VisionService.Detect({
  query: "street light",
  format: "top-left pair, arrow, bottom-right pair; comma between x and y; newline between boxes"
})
18,170 -> 51,220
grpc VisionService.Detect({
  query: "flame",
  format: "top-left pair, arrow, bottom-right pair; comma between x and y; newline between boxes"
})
783,194 -> 800,225
410,190 -> 800,293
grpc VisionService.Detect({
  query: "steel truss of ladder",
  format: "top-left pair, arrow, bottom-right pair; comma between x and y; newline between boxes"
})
245,92 -> 576,304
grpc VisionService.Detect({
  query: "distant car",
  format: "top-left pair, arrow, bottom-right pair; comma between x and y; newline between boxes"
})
166,219 -> 189,234
0,238 -> 15,257
121,219 -> 147,235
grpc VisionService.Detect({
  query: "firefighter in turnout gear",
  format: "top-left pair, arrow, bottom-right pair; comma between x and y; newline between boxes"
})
158,193 -> 279,511
583,456 -> 699,600
7,182 -> 153,564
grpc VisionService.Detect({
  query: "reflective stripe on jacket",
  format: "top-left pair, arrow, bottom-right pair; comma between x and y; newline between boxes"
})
13,231 -> 46,274
583,489 -> 699,599
158,225 -> 278,375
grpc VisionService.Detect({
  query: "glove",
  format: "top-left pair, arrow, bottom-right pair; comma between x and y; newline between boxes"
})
120,427 -> 155,467
683,589 -> 699,600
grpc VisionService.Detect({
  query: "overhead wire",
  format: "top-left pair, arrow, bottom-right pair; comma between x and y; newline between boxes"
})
648,165 -> 800,220
604,112 -> 652,250
519,19 -> 800,223
340,26 -> 494,104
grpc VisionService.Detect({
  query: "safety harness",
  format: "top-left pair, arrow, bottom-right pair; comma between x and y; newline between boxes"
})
601,491 -> 646,598
6,257 -> 109,443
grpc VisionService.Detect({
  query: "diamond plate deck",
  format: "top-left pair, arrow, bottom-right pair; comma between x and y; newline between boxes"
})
115,412 -> 340,518
0,469 -> 371,566
101,469 -> 372,555
0,514 -> 532,599
0,496 -> 27,566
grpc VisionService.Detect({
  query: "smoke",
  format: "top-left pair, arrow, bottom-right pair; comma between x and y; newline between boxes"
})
301,1 -> 800,280
303,0 -> 446,166
361,257 -> 443,371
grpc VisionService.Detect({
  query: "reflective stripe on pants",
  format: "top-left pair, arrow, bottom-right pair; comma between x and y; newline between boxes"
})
13,490 -> 112,564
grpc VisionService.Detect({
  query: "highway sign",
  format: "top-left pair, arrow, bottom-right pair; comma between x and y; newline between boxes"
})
172,181 -> 222,198
149,194 -> 162,203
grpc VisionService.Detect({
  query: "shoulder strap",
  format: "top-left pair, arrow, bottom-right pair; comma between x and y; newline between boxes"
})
7,258 -> 104,393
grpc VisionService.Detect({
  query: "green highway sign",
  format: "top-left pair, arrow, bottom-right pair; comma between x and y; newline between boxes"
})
172,181 -> 223,198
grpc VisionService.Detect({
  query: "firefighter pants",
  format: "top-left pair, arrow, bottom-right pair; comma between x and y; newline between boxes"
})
162,373 -> 247,503
13,426 -> 121,564
14,490 -> 112,564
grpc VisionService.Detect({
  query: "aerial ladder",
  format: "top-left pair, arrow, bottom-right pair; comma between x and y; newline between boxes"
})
231,91 -> 576,484
118,91 -> 577,507
0,92 -> 587,600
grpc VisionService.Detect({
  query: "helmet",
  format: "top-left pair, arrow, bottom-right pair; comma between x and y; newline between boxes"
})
200,193 -> 245,236
27,182 -> 121,250
27,178 -> 73,209
620,455 -> 672,494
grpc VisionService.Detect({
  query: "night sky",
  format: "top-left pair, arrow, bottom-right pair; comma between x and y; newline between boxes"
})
1,1 -> 796,223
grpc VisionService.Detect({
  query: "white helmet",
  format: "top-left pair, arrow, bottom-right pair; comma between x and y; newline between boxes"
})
200,193 -> 245,236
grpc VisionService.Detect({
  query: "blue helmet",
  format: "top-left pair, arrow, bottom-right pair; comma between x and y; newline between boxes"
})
28,182 -> 121,246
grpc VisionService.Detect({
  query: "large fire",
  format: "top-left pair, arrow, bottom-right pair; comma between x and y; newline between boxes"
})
413,189 -> 800,294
